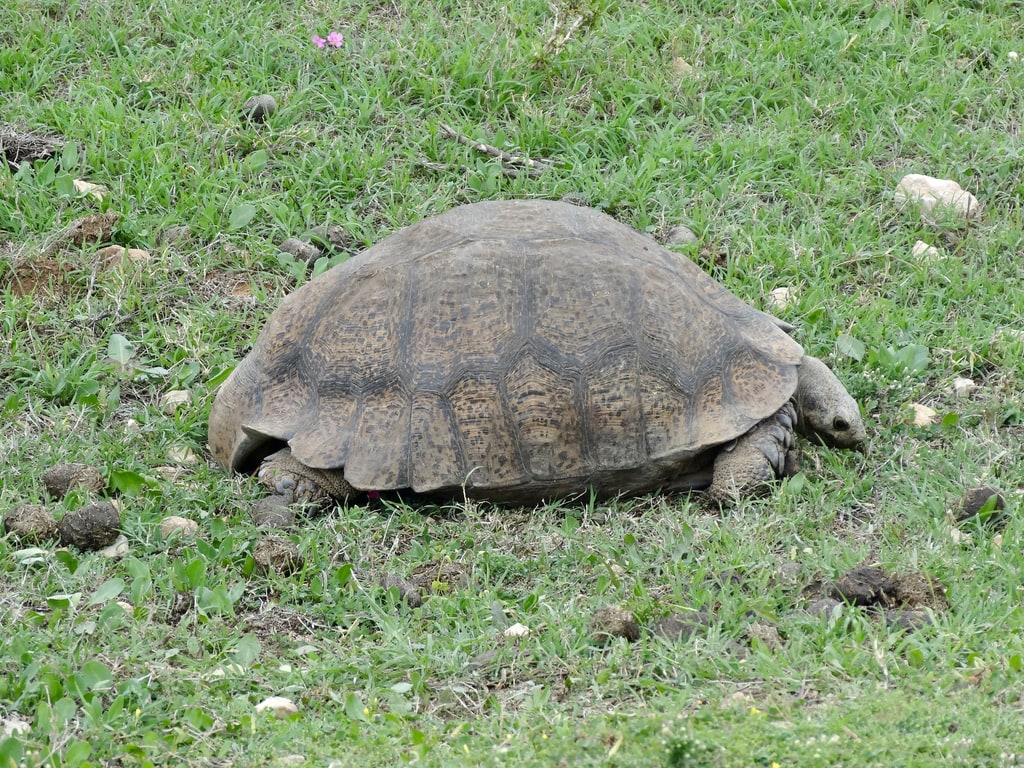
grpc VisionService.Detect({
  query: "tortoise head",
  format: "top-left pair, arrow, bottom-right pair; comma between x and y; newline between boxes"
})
793,356 -> 866,449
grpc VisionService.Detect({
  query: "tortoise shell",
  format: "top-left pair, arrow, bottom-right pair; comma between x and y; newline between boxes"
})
209,200 -> 803,502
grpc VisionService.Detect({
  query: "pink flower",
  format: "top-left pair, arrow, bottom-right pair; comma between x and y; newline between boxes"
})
327,31 -> 344,48
312,34 -> 326,48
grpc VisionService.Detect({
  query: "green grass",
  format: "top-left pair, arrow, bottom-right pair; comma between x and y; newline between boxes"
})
2,0 -> 1024,765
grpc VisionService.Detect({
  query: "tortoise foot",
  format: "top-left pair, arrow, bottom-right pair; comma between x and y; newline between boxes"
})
257,449 -> 340,508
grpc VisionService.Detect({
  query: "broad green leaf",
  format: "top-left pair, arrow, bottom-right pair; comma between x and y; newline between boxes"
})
229,635 -> 261,667
867,8 -> 892,33
245,149 -> 269,173
227,202 -> 257,231
60,141 -> 79,171
55,173 -> 77,197
107,333 -> 135,365
109,469 -> 147,496
54,550 -> 80,573
47,592 -> 82,611
836,333 -> 866,361
344,692 -> 368,722
77,661 -> 113,692
88,577 -> 126,606
185,557 -> 207,589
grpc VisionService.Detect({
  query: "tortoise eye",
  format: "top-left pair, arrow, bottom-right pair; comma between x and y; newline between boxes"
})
833,418 -> 850,431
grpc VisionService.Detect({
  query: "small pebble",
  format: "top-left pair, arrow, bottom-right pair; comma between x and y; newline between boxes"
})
241,94 -> 277,124
957,486 -> 1007,528
380,573 -> 423,607
952,377 -> 977,397
279,238 -> 323,265
664,224 -> 698,247
255,696 -> 299,718
160,516 -> 199,538
251,495 -> 297,528
911,240 -> 939,259
161,389 -> 191,413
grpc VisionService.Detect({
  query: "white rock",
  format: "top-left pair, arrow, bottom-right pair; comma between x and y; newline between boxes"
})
153,465 -> 185,479
99,534 -> 130,559
909,403 -> 937,426
97,245 -> 151,267
0,715 -> 31,738
895,174 -> 981,220
503,622 -> 530,638
160,516 -> 199,538
952,377 -> 977,397
1009,51 -> 1019,62
665,224 -> 698,247
768,286 -> 794,310
911,240 -> 939,259
161,389 -> 191,413
73,179 -> 109,201
672,57 -> 694,74
167,445 -> 198,464
256,696 -> 300,718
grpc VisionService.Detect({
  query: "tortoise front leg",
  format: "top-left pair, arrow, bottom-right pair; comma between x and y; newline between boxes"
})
707,402 -> 796,503
257,448 -> 357,506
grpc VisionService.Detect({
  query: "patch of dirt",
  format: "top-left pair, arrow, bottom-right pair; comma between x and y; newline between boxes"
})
164,592 -> 192,625
799,564 -> 950,630
408,560 -> 470,593
241,605 -> 325,644
590,607 -> 641,644
0,125 -> 63,168
252,536 -> 303,575
3,213 -> 121,298
652,608 -> 712,642
4,257 -> 76,298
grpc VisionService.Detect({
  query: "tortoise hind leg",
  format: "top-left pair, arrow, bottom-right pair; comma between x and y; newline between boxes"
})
257,447 -> 356,507
707,403 -> 796,504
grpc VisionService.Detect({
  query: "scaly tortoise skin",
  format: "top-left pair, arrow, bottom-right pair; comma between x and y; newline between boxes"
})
209,200 -> 865,505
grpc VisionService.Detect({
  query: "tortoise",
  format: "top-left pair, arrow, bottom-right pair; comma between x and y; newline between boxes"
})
209,199 -> 865,506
